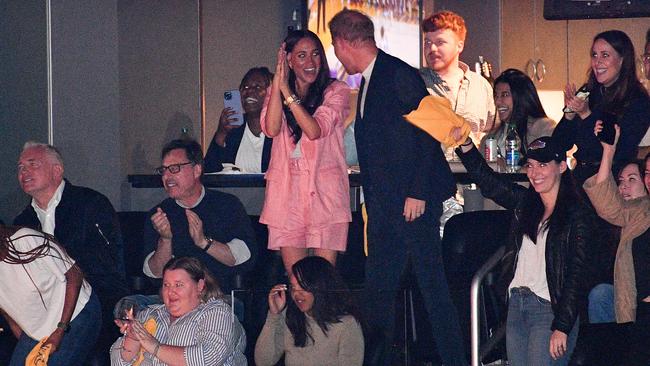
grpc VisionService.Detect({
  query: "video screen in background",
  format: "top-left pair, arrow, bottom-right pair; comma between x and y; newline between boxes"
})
308,0 -> 421,88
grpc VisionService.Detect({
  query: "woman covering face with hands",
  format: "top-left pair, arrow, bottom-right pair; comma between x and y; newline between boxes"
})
255,256 -> 363,366
259,30 -> 351,275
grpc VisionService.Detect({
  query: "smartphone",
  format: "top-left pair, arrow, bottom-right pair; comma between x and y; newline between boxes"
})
598,113 -> 617,145
223,90 -> 244,126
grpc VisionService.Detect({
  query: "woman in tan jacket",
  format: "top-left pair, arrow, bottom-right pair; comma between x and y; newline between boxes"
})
584,122 -> 650,365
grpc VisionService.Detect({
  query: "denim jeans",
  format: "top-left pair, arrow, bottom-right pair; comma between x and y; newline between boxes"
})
587,283 -> 615,323
10,291 -> 101,366
506,287 -> 579,366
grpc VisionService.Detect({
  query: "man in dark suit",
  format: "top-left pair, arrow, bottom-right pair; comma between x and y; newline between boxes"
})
14,141 -> 127,365
329,9 -> 466,365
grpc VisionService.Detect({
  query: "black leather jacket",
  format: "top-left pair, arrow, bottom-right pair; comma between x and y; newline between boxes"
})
457,146 -> 593,334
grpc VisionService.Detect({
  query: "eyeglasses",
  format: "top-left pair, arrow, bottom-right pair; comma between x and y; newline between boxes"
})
528,140 -> 546,150
154,161 -> 194,175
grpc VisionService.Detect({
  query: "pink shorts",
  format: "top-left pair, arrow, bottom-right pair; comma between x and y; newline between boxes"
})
267,158 -> 349,251
268,222 -> 349,251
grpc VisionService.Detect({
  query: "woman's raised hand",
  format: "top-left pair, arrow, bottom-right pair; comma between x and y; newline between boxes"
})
274,43 -> 291,97
268,284 -> 288,314
594,120 -> 621,149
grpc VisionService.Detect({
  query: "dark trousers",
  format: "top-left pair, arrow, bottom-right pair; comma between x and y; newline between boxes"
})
363,203 -> 466,366
625,301 -> 650,366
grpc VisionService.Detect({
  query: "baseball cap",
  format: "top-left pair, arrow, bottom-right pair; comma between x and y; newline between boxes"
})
525,136 -> 566,163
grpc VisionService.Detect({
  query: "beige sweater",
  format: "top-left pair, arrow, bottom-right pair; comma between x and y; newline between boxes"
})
254,311 -> 364,366
584,174 -> 650,323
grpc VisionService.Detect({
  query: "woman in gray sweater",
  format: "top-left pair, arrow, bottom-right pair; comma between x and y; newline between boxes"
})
254,256 -> 363,366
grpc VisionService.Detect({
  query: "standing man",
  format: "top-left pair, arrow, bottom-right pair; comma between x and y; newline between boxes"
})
329,9 -> 466,366
420,11 -> 495,144
143,139 -> 256,293
14,142 -> 127,363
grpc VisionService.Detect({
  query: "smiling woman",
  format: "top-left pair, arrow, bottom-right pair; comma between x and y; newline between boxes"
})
110,257 -> 247,366
259,29 -> 352,276
456,135 -> 593,365
553,30 -> 650,184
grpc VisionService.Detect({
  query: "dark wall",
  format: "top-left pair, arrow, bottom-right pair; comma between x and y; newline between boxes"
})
0,1 -> 48,223
51,0 -> 121,207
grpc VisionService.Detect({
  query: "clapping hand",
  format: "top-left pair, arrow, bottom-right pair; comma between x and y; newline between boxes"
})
185,209 -> 206,249
274,43 -> 291,97
151,208 -> 172,240
563,83 -> 590,118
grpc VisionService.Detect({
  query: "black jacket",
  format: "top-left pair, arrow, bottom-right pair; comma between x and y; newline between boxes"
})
14,180 -> 128,302
457,145 -> 593,334
204,124 -> 272,173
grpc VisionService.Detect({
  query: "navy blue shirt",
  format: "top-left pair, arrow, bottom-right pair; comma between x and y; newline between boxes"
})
143,189 -> 257,292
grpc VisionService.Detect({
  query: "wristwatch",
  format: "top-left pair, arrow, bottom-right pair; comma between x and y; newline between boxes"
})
283,94 -> 301,107
203,236 -> 214,252
57,321 -> 70,332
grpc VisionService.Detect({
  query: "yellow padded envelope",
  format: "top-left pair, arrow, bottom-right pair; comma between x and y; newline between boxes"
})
403,95 -> 471,148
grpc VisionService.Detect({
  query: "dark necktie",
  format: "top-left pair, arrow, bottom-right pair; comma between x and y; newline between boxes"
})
356,76 -> 366,121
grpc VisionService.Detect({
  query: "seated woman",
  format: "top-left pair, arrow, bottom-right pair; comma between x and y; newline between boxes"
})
204,67 -> 274,173
584,123 -> 650,365
481,68 -> 556,160
0,226 -> 101,366
588,157 -> 648,324
254,256 -> 363,366
456,135 -> 593,365
110,257 -> 246,366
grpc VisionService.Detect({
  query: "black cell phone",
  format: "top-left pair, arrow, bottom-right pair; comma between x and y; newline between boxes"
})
597,113 -> 616,145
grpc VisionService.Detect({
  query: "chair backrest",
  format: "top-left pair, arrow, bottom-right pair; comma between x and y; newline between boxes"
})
442,210 -> 513,277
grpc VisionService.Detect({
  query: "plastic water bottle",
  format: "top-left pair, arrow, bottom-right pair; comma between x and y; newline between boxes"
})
505,123 -> 521,173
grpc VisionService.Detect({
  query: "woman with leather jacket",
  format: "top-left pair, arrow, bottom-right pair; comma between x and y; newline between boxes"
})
456,135 -> 593,365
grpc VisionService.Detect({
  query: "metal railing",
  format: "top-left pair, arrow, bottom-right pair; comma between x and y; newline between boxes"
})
470,245 -> 505,366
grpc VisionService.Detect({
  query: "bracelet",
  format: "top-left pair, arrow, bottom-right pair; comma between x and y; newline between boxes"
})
283,94 -> 301,107
152,342 -> 161,358
460,139 -> 473,147
203,236 -> 214,252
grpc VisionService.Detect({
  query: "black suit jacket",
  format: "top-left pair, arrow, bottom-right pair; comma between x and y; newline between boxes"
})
204,124 -> 272,173
14,180 -> 128,301
356,50 -> 455,217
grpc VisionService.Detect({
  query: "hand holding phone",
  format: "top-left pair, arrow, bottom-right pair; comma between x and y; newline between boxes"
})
223,90 -> 244,126
594,113 -> 617,145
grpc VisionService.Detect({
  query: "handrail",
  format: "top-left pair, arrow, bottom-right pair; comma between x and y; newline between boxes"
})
470,245 -> 505,366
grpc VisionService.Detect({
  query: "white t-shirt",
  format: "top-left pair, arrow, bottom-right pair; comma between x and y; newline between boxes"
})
508,225 -> 551,301
234,124 -> 265,173
0,227 -> 91,340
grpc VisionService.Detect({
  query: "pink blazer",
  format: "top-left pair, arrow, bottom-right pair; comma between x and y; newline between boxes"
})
259,80 -> 351,228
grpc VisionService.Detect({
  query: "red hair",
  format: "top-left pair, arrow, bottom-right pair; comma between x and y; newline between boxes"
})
421,11 -> 467,42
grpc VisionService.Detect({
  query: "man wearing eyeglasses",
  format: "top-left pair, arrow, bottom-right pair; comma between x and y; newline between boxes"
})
143,139 -> 256,293
14,141 -> 128,365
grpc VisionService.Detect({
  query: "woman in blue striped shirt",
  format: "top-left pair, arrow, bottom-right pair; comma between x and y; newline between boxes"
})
110,257 -> 246,366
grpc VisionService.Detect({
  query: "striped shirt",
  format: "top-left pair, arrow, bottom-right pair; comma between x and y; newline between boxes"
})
110,298 -> 247,366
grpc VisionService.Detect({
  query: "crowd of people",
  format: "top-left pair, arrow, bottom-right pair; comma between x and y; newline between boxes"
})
2,7 -> 650,366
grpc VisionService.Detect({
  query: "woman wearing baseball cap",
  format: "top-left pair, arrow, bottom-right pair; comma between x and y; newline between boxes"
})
455,135 -> 594,365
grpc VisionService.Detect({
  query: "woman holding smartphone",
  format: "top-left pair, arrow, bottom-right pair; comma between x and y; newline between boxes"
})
584,123 -> 650,365
553,30 -> 650,184
260,30 -> 351,275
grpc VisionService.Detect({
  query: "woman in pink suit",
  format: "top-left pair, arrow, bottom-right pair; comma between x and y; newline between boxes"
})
260,29 -> 351,275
